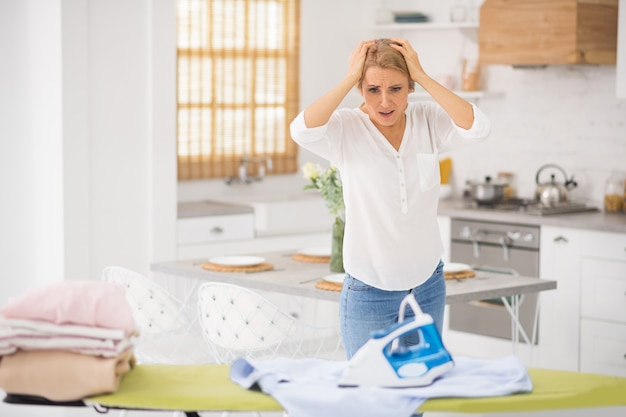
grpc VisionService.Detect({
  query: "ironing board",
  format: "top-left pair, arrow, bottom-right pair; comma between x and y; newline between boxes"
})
4,364 -> 625,415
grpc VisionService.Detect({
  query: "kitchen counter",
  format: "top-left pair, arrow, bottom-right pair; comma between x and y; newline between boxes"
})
438,199 -> 626,234
178,200 -> 253,218
178,198 -> 626,234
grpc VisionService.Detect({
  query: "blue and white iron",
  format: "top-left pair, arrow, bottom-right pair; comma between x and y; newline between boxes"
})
339,293 -> 454,388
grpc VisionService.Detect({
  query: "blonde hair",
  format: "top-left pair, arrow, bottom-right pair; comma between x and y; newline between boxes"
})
357,39 -> 415,91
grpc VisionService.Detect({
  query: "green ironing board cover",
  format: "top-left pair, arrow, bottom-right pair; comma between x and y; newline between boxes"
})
87,364 -> 626,413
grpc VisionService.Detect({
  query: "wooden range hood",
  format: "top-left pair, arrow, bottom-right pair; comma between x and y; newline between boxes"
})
479,0 -> 618,65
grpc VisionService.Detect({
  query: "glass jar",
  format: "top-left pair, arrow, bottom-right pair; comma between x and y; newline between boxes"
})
497,171 -> 516,199
604,171 -> 625,212
374,0 -> 393,24
450,0 -> 467,22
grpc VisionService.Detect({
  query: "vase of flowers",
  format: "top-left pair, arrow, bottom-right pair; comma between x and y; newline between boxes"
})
302,162 -> 345,273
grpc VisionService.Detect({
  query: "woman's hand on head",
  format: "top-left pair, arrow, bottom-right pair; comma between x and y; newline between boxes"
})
347,40 -> 375,85
390,39 -> 426,84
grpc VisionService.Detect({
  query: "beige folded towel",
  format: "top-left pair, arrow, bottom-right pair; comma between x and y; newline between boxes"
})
0,348 -> 134,401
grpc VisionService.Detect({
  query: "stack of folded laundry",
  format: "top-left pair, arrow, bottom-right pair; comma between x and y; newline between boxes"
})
0,280 -> 137,402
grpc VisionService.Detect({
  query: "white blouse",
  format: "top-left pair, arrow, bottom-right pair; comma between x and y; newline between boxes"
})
290,102 -> 491,290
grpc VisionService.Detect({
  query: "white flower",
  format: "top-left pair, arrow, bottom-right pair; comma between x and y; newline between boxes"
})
302,162 -> 344,218
301,162 -> 320,181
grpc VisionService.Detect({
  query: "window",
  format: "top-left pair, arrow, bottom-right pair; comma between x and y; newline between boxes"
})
176,0 -> 300,180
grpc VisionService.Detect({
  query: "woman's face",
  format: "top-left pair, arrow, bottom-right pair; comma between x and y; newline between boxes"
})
361,66 -> 410,128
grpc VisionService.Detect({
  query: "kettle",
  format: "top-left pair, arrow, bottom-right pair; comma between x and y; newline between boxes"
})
535,164 -> 578,206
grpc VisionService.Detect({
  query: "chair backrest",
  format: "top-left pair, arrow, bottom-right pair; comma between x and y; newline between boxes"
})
101,266 -> 188,335
101,266 -> 207,365
197,282 -> 298,363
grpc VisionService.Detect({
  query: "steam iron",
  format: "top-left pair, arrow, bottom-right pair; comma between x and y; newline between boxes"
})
339,293 -> 454,388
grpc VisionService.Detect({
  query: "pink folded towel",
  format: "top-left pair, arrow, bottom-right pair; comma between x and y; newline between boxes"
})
0,280 -> 135,333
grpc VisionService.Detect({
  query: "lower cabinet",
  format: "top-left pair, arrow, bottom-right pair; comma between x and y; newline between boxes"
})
539,226 -> 626,376
580,319 -> 626,377
177,214 -> 255,246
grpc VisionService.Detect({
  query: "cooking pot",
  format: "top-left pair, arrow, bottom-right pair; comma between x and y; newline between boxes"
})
467,176 -> 507,203
535,164 -> 578,206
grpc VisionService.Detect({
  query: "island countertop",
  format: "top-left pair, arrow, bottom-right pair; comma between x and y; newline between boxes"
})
151,250 -> 556,304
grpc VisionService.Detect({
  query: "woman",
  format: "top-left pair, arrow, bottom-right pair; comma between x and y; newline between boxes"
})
290,39 -> 491,358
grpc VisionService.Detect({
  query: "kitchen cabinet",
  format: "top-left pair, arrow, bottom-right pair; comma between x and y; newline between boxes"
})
579,230 -> 626,377
177,214 -> 254,246
539,226 -> 626,376
479,0 -> 619,65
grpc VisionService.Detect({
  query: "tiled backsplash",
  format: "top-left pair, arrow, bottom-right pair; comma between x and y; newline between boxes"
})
445,64 -> 626,207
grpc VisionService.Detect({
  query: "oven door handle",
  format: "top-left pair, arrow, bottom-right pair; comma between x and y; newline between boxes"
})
470,229 -> 514,259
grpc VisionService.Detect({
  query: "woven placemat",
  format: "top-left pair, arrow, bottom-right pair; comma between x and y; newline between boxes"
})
291,253 -> 330,263
444,270 -> 476,280
202,262 -> 274,273
315,280 -> 343,292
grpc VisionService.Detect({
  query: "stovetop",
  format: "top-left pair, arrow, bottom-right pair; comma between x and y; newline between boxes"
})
464,198 -> 600,216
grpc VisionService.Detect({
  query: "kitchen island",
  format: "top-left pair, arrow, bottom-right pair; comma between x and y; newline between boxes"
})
151,250 -> 556,304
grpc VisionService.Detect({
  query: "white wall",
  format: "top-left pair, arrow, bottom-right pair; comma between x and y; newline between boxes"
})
0,0 -> 177,302
0,0 -> 65,298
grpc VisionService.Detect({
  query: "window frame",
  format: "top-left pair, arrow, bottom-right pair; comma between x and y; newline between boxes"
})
176,0 -> 300,181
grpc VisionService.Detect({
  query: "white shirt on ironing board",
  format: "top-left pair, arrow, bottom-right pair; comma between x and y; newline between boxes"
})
231,355 -> 532,417
290,102 -> 490,290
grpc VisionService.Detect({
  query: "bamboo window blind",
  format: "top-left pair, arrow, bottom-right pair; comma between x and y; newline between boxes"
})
176,0 -> 300,180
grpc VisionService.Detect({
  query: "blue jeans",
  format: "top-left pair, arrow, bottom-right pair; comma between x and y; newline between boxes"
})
339,259 -> 446,359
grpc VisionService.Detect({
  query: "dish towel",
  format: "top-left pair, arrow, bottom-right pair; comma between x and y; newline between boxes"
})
230,355 -> 532,417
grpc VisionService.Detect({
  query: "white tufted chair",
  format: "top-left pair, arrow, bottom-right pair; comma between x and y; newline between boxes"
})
101,266 -> 200,366
196,282 -> 302,364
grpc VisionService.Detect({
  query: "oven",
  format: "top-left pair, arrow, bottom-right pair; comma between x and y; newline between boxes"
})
448,218 -> 541,343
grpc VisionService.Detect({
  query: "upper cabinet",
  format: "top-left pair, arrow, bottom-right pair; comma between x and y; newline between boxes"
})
479,0 -> 619,65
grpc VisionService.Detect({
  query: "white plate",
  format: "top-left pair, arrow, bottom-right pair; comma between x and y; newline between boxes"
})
443,262 -> 472,273
323,273 -> 345,284
208,255 -> 266,267
298,247 -> 331,257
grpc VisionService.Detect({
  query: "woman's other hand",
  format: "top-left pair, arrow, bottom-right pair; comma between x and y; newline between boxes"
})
302,40 -> 375,128
347,40 -> 375,86
390,38 -> 474,129
389,38 -> 426,86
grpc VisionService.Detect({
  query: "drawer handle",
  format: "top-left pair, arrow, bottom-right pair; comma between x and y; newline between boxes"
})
210,226 -> 224,234
554,236 -> 568,243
